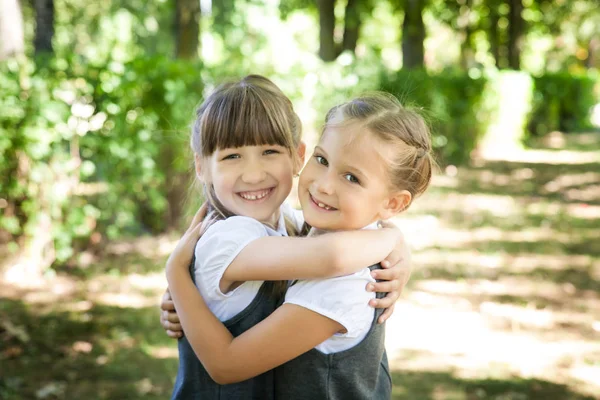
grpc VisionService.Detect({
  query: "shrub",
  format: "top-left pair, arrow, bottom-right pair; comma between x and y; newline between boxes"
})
0,56 -> 204,265
380,68 -> 489,165
528,72 -> 598,137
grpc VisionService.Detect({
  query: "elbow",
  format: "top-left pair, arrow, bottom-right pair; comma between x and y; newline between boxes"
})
207,366 -> 244,385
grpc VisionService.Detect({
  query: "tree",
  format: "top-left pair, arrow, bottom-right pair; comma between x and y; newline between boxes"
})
317,0 -> 337,61
401,0 -> 426,69
507,0 -> 524,69
0,0 -> 25,60
34,0 -> 54,55
175,0 -> 201,59
342,0 -> 363,53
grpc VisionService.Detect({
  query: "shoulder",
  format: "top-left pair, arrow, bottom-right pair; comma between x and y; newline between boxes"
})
204,216 -> 266,237
196,216 -> 269,261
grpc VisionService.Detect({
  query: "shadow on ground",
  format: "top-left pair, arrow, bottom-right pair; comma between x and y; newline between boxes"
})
391,371 -> 596,400
0,298 -> 178,400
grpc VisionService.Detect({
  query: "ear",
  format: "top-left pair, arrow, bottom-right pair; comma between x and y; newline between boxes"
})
379,190 -> 412,220
194,153 -> 205,182
294,141 -> 307,175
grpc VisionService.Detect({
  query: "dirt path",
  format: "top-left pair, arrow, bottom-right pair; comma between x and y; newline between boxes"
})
384,133 -> 600,398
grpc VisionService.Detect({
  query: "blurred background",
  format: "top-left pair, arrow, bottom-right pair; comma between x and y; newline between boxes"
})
1,0 -> 599,399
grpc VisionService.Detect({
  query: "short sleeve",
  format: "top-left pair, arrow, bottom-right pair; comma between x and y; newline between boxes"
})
281,202 -> 305,232
194,216 -> 268,300
284,269 -> 376,338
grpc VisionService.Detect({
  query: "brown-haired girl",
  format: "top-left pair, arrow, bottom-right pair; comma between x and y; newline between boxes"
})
168,78 -> 412,399
167,91 -> 433,399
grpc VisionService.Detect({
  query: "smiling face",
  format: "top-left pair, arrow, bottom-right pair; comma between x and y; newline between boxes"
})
298,123 -> 408,231
201,144 -> 297,228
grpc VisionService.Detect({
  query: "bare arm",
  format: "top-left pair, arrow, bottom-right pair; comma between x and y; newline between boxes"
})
167,265 -> 342,384
222,228 -> 402,284
165,213 -> 343,383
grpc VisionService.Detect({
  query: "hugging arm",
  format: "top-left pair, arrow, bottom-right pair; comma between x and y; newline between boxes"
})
221,226 -> 403,284
169,267 -> 341,384
165,220 -> 342,383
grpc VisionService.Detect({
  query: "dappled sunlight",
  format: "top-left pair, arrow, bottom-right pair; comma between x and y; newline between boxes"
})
146,346 -> 178,360
481,148 -> 600,164
385,137 -> 600,397
544,172 -> 600,193
105,234 -> 178,258
90,292 -> 158,309
386,300 -> 600,395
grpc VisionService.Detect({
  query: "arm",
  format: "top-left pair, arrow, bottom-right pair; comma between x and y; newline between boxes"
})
167,265 -> 342,384
223,227 -> 403,283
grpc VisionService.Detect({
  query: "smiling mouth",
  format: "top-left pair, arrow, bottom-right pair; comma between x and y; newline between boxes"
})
237,188 -> 274,201
309,194 -> 337,211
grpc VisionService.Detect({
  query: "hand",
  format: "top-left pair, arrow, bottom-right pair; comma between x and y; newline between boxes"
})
162,204 -> 208,337
367,220 -> 412,324
165,204 -> 208,274
160,289 -> 184,338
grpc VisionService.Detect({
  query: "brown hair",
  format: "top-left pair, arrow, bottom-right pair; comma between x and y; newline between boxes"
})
324,92 -> 434,210
191,75 -> 302,297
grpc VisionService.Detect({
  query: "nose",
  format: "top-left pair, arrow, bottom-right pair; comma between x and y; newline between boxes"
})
241,160 -> 267,184
314,171 -> 334,195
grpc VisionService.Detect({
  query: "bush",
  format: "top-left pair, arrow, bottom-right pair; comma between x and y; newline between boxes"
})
380,68 -> 489,166
528,72 -> 599,137
0,56 -> 204,265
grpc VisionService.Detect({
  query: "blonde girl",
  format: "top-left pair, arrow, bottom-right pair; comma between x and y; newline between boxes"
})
166,92 -> 434,399
169,77 -> 411,399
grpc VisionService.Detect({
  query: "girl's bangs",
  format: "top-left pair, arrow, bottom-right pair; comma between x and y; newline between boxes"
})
201,90 -> 291,154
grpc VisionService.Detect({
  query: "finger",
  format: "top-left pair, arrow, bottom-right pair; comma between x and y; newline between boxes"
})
381,253 -> 403,269
167,320 -> 182,331
369,292 -> 398,309
378,303 -> 395,324
368,280 -> 399,294
188,204 -> 208,231
371,266 -> 403,282
161,316 -> 183,332
167,330 -> 183,339
161,298 -> 176,311
165,311 -> 181,325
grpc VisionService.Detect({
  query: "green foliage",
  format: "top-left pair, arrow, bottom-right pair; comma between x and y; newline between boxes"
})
381,68 -> 490,165
0,55 -> 203,265
528,72 -> 599,137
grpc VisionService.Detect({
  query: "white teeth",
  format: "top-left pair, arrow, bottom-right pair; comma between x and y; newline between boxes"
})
317,201 -> 333,210
239,189 -> 270,201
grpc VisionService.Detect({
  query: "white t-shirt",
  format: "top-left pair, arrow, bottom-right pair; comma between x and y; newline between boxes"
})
283,223 -> 378,354
193,203 -> 303,322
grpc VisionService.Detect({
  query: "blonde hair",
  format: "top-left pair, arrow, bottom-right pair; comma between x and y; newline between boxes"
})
191,75 -> 302,297
324,92 -> 434,210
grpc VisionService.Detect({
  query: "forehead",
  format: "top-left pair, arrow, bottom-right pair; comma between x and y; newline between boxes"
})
320,123 -> 394,177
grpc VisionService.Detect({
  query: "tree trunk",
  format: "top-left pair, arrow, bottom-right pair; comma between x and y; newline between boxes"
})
488,3 -> 500,67
507,0 -> 524,70
342,0 -> 361,54
318,0 -> 337,61
34,0 -> 54,55
0,0 -> 25,60
175,0 -> 201,59
401,0 -> 425,69
459,0 -> 474,69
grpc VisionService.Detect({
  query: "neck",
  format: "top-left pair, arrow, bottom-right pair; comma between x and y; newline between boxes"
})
262,209 -> 281,231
